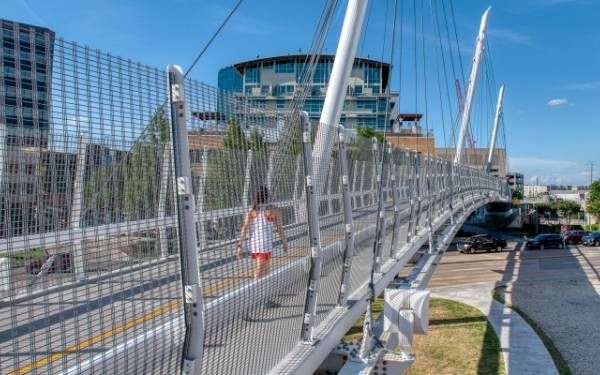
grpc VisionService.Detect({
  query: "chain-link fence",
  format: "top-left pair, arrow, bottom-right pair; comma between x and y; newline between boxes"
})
0,32 -> 509,374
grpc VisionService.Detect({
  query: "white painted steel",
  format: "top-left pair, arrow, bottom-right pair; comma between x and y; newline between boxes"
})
313,0 -> 368,195
487,84 -> 505,172
454,7 -> 491,164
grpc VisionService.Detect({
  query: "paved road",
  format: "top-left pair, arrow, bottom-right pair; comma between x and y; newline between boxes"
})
428,239 -> 600,287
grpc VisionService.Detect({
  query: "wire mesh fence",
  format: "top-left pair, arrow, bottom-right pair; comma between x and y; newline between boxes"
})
0,39 -> 184,375
0,32 -> 509,375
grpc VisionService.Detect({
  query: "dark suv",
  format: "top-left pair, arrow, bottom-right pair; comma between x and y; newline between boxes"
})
526,234 -> 564,250
458,234 -> 507,254
582,232 -> 600,247
563,230 -> 587,244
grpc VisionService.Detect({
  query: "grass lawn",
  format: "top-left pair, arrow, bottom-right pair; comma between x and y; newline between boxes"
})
0,248 -> 47,268
343,297 -> 505,375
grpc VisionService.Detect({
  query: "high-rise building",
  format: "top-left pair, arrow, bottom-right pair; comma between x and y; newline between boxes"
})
0,19 -> 55,237
217,55 -> 399,130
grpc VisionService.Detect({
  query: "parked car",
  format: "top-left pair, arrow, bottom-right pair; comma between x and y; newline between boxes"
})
24,253 -> 72,274
458,234 -> 507,254
525,234 -> 564,250
563,230 -> 588,244
582,232 -> 600,247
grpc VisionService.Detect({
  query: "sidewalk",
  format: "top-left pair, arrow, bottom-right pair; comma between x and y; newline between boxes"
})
431,281 -> 558,375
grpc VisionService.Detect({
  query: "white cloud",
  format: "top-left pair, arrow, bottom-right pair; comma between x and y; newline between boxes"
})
510,157 -> 588,185
488,28 -> 532,45
547,98 -> 568,106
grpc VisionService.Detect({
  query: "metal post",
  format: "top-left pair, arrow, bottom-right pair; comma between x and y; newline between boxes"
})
326,160 -> 335,214
70,133 -> 87,280
167,65 -> 204,374
313,0 -> 368,196
413,153 -> 423,239
266,150 -> 275,190
196,148 -> 208,249
300,111 -> 324,343
292,154 -> 303,224
372,140 -> 386,273
336,125 -> 356,306
242,149 -> 253,208
371,138 -> 379,204
388,147 -> 402,258
360,161 -> 367,207
487,85 -> 505,173
455,7 -> 491,164
158,142 -> 172,258
406,152 -> 417,243
352,159 -> 360,208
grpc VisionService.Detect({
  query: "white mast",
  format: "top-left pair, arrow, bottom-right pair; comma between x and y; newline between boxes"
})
454,6 -> 491,164
486,84 -> 505,173
312,0 -> 368,194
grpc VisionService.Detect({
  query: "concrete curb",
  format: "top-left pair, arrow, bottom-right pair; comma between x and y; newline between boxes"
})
430,281 -> 558,375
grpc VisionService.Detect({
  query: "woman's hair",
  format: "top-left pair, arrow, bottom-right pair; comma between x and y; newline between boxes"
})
253,186 -> 269,209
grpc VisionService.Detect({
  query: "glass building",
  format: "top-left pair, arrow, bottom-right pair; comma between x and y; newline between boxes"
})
0,19 -> 55,236
217,55 -> 398,130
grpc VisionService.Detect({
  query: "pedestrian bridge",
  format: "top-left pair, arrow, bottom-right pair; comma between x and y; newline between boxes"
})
0,35 -> 509,375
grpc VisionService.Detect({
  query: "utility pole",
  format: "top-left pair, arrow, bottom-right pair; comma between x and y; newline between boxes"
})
454,7 -> 491,164
486,85 -> 505,173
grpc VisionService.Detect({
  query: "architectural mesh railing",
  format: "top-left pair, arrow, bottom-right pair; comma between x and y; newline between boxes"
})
0,37 -> 510,375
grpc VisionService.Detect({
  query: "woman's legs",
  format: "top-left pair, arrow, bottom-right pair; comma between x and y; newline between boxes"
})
254,257 -> 271,279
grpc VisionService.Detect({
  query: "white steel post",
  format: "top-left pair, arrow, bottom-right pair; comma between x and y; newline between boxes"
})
158,142 -> 172,258
242,149 -> 253,208
454,7 -> 491,164
486,84 -> 505,173
336,125 -> 356,306
313,0 -> 368,195
167,65 -> 204,374
300,111 -> 324,343
70,133 -> 87,280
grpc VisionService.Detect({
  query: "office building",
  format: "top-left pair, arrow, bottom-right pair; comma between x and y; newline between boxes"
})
0,19 -> 55,236
217,54 -> 398,130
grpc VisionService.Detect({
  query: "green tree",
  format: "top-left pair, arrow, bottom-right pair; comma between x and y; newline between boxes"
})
204,120 -> 249,210
83,108 -> 170,223
511,188 -> 524,201
556,200 -> 582,224
586,179 -> 600,219
535,202 -> 557,217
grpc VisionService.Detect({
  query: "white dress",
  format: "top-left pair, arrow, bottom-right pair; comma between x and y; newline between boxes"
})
248,204 -> 275,254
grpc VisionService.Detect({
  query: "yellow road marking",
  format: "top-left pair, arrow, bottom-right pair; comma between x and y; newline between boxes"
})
12,226 -> 362,373
9,300 -> 181,375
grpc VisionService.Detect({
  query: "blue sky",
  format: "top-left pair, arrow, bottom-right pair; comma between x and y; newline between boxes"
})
3,0 -> 600,185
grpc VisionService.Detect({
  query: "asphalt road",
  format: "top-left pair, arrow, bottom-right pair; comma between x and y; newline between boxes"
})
428,239 -> 600,288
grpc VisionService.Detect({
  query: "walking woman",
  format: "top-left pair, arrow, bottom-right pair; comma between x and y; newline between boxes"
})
237,186 -> 288,279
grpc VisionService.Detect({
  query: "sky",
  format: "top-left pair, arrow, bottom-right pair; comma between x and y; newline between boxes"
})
2,0 -> 600,186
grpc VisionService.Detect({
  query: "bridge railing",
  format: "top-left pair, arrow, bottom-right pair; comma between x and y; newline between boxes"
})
0,36 -> 510,375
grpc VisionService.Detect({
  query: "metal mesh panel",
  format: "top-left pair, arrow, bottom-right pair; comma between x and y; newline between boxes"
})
0,40 -> 183,374
183,79 -> 311,374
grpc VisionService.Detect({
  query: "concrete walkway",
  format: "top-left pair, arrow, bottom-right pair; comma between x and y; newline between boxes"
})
431,281 -> 558,375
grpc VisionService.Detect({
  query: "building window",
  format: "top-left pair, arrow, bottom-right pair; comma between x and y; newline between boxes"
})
313,62 -> 330,84
304,99 -> 323,113
276,100 -> 285,109
263,62 -> 273,69
261,85 -> 270,95
3,47 -> 14,57
371,85 -> 380,94
354,85 -> 363,95
244,86 -> 254,94
357,100 -> 376,111
365,66 -> 381,84
245,66 -> 260,84
9,164 -> 19,174
19,31 -> 29,41
275,62 -> 294,73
